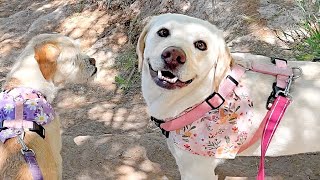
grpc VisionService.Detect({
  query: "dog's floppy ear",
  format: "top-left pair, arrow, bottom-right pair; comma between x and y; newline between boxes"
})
213,45 -> 234,91
136,17 -> 154,72
34,42 -> 60,80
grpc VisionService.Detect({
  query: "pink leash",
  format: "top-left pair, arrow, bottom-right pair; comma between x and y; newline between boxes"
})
254,58 -> 294,180
257,96 -> 291,180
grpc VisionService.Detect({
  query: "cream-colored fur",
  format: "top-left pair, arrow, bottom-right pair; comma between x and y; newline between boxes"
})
0,33 -> 97,180
138,13 -> 320,179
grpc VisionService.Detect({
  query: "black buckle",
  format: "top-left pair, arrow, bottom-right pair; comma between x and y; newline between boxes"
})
271,57 -> 287,65
226,75 -> 238,86
29,122 -> 45,139
266,82 -> 285,110
205,92 -> 225,109
151,117 -> 169,138
0,121 -> 8,131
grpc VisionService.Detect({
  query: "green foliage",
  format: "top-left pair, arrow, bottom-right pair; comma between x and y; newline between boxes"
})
114,76 -> 127,88
76,0 -> 86,12
294,0 -> 320,61
114,47 -> 139,91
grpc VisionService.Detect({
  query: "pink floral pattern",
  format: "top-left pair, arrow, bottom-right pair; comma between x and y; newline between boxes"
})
170,84 -> 253,158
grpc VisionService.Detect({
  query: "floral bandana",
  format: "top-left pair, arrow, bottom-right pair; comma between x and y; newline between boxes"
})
0,88 -> 54,142
170,83 -> 254,159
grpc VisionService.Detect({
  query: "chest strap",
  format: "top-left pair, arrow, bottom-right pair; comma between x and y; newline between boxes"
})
0,100 -> 45,142
151,64 -> 246,137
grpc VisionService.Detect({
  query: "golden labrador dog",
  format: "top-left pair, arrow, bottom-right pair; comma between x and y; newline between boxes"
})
0,34 -> 97,179
137,13 -> 320,179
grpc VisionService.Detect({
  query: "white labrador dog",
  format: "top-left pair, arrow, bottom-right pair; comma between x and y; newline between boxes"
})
137,13 -> 320,179
0,34 -> 97,179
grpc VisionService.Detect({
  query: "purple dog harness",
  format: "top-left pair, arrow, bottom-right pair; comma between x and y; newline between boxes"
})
0,87 -> 55,180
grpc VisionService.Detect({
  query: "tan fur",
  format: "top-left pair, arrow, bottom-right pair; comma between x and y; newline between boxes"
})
0,33 -> 96,180
3,78 -> 21,90
34,43 -> 60,80
137,20 -> 154,72
214,46 -> 234,91
0,122 -> 60,179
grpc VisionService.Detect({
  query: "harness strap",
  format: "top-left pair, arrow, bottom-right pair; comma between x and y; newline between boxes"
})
23,150 -> 44,180
16,100 -> 24,128
274,58 -> 288,89
251,61 -> 293,77
257,96 -> 291,180
1,120 -> 45,139
1,101 -> 46,140
239,58 -> 291,153
158,65 -> 246,132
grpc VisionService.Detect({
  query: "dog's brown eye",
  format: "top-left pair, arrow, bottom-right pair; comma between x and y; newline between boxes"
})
194,40 -> 207,51
157,28 -> 170,37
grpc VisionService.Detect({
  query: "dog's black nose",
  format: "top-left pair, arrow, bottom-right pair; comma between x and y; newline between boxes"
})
89,58 -> 96,66
161,46 -> 186,70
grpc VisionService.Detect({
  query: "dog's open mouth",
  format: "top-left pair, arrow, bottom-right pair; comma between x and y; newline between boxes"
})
149,64 -> 193,90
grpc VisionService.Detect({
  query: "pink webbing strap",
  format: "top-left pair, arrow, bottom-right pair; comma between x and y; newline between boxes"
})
3,101 -> 34,129
239,59 -> 291,153
257,96 -> 291,180
251,61 -> 293,77
274,59 -> 288,89
160,65 -> 246,131
3,92 -> 42,129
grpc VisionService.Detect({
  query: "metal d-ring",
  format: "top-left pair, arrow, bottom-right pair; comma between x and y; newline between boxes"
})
292,67 -> 302,79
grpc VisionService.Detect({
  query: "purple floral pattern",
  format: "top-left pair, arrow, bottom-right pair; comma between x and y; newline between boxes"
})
0,88 -> 54,142
171,83 -> 254,159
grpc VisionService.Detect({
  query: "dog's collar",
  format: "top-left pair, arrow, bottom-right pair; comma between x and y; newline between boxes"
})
0,87 -> 54,142
151,64 -> 246,134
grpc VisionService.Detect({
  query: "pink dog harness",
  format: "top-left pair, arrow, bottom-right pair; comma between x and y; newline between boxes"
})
151,57 -> 301,180
170,79 -> 254,158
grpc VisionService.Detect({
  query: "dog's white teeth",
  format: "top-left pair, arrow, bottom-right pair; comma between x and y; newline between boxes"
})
157,70 -> 178,83
168,78 -> 175,83
160,76 -> 178,83
158,71 -> 162,79
172,77 -> 178,83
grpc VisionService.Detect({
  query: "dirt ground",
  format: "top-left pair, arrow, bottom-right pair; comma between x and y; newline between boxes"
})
0,0 -> 319,179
